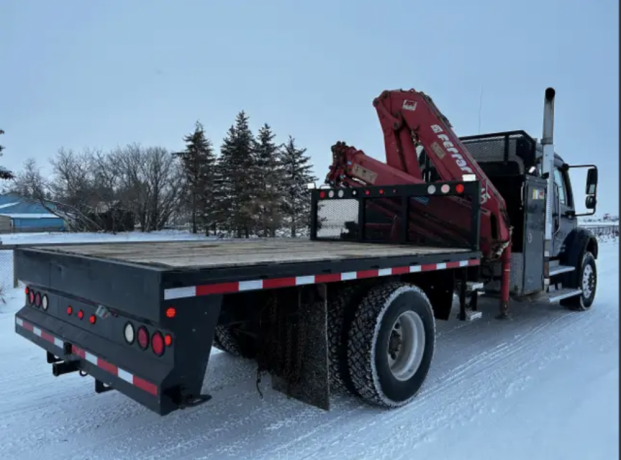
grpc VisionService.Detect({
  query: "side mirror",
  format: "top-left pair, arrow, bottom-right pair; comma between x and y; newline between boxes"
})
585,167 -> 598,195
585,195 -> 596,210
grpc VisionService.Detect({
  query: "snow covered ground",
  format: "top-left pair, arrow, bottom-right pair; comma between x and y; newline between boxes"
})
0,236 -> 617,459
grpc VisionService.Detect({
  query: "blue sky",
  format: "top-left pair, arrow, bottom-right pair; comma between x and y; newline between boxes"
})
2,0 -> 618,213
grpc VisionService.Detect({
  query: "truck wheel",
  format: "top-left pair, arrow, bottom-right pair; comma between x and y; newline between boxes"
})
328,285 -> 361,392
561,251 -> 597,311
346,282 -> 435,407
212,325 -> 256,359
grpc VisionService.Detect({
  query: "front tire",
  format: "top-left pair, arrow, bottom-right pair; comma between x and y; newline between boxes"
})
561,251 -> 597,311
346,282 -> 436,407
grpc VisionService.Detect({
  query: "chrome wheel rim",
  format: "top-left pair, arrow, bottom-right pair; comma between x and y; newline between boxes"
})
582,264 -> 594,298
387,311 -> 426,381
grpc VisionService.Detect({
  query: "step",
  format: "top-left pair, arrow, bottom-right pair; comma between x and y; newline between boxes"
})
466,281 -> 485,291
457,309 -> 483,321
463,310 -> 483,321
548,288 -> 582,303
549,264 -> 575,277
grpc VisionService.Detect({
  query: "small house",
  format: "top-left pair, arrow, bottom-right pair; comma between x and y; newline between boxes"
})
0,193 -> 66,233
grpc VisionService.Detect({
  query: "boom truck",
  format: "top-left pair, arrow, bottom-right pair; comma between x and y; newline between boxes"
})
14,87 -> 599,416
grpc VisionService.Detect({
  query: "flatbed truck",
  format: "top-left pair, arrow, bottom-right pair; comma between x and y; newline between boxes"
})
14,87 -> 600,416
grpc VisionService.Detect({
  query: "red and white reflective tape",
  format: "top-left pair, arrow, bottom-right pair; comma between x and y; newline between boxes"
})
70,345 -> 158,396
16,317 -> 65,349
15,317 -> 158,396
164,258 -> 480,300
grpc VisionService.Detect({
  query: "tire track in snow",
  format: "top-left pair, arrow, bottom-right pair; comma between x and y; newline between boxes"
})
0,353 -> 261,460
247,307 -> 580,460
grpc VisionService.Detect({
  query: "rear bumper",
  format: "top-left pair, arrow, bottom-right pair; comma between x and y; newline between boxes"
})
15,307 -> 178,415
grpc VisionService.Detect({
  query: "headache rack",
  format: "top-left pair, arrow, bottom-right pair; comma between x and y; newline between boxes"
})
459,130 -> 538,176
310,180 -> 481,252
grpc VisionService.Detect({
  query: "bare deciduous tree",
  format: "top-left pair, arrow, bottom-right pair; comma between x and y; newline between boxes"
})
49,148 -> 98,210
9,158 -> 48,200
110,144 -> 183,232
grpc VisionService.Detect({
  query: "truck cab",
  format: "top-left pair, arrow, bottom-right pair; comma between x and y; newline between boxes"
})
458,131 -> 599,304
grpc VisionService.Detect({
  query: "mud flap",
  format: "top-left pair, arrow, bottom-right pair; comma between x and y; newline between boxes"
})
271,287 -> 330,410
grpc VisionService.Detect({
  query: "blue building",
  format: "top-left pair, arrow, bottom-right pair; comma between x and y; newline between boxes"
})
0,193 -> 66,233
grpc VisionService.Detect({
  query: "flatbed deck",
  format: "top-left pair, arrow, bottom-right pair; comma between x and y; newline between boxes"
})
29,239 -> 472,269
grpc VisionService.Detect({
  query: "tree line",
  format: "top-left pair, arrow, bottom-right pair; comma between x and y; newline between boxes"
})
4,112 -> 318,236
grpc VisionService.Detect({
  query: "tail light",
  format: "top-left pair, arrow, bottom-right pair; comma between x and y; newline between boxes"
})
164,334 -> 173,347
137,327 -> 149,350
152,332 -> 165,356
34,292 -> 41,308
89,314 -> 96,324
77,310 -> 84,320
165,307 -> 176,318
28,290 -> 35,305
41,295 -> 49,311
124,323 -> 135,344
67,306 -> 73,315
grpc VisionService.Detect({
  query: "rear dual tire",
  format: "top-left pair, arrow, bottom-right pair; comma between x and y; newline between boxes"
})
214,280 -> 437,408
342,282 -> 436,407
212,325 -> 256,359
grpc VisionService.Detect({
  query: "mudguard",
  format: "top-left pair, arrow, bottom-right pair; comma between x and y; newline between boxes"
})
559,227 -> 598,288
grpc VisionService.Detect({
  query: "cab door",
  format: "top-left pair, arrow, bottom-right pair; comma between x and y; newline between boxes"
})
551,161 -> 577,256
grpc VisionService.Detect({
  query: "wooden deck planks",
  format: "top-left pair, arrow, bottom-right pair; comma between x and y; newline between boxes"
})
33,239 -> 470,269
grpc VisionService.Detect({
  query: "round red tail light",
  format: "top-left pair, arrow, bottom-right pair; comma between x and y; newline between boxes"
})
455,183 -> 465,194
164,334 -> 173,347
67,306 -> 73,315
89,315 -> 96,324
152,332 -> 165,357
34,292 -> 41,307
28,290 -> 35,305
137,327 -> 149,350
165,307 -> 176,318
77,310 -> 84,320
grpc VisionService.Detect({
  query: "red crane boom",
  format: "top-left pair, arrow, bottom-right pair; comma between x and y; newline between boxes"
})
326,88 -> 512,259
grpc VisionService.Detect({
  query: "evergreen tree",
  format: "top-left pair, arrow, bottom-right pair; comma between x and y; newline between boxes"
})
175,121 -> 217,234
280,136 -> 317,237
253,124 -> 284,237
216,111 -> 257,237
0,129 -> 13,180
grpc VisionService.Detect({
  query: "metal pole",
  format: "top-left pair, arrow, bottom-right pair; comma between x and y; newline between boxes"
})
541,87 -> 556,291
